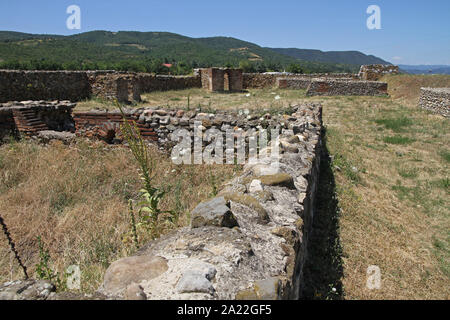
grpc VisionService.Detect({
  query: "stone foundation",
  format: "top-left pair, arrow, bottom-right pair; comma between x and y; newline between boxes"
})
306,79 -> 388,96
419,88 -> 450,117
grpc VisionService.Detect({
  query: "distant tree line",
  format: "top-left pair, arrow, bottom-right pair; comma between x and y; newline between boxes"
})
0,58 -> 193,75
0,58 -> 357,75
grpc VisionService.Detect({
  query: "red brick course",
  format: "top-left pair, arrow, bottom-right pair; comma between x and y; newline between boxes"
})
73,112 -> 158,141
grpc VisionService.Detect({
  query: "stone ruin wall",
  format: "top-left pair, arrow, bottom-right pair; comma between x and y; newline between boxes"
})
0,70 -> 202,105
243,72 -> 359,89
88,72 -> 142,103
137,74 -> 201,92
0,101 -> 323,300
358,64 -> 399,81
0,65 -> 396,105
198,68 -> 244,92
306,79 -> 388,96
419,87 -> 450,117
0,70 -> 92,103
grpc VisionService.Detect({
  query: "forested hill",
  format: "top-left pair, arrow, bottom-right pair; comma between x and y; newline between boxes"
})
0,30 -> 384,74
269,48 -> 390,66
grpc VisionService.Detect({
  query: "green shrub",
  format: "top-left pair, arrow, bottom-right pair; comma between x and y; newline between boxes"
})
375,117 -> 413,132
383,135 -> 415,145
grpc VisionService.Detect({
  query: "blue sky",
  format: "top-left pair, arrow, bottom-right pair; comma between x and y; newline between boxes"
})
0,0 -> 449,65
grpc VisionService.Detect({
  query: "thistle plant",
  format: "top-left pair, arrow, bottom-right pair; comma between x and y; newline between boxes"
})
35,236 -> 64,289
117,103 -> 176,243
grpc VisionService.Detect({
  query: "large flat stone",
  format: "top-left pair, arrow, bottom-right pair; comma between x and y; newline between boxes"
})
102,255 -> 168,295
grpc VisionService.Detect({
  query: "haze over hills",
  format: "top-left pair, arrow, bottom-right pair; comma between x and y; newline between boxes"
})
0,30 -> 390,74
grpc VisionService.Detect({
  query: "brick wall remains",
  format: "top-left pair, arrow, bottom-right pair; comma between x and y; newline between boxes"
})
419,87 -> 450,117
0,103 -> 325,301
306,79 -> 388,96
73,105 -> 312,149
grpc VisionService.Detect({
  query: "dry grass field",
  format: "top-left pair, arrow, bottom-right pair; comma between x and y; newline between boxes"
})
303,75 -> 449,300
1,74 -> 448,299
76,88 -> 307,113
0,139 -> 239,292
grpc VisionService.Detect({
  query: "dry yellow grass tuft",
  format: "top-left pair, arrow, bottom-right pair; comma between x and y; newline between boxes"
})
0,138 -> 239,292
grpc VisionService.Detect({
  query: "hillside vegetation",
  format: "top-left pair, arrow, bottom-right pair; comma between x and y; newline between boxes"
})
271,48 -> 389,66
0,30 -> 367,74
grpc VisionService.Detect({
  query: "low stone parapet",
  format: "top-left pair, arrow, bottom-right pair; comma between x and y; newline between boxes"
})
244,72 -> 359,89
419,88 -> 450,117
306,79 -> 388,96
277,78 -> 312,90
